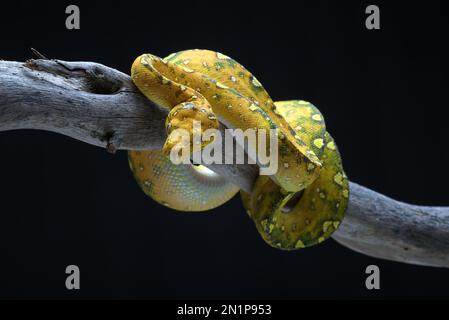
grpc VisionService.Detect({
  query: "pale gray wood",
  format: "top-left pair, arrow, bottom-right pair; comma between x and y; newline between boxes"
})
334,182 -> 449,268
1,59 -> 448,268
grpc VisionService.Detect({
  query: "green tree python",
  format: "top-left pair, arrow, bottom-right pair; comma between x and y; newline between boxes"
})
128,49 -> 349,250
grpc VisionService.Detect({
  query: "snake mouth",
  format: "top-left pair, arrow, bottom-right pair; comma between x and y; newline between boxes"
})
281,190 -> 305,213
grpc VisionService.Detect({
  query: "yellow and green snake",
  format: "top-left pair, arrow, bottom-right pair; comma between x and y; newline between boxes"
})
128,49 -> 349,250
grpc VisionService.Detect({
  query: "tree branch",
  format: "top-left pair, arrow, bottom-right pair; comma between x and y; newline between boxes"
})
1,59 -> 448,268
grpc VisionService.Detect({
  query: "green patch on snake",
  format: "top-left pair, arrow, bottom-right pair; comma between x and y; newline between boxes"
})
214,61 -> 226,71
249,76 -> 265,94
226,59 -> 238,69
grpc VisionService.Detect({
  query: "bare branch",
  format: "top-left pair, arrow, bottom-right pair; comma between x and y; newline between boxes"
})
334,182 -> 449,268
1,59 -> 448,268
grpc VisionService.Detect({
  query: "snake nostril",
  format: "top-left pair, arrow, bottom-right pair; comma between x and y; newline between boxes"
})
281,190 -> 304,213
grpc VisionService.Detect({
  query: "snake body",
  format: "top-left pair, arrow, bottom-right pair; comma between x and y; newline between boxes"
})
128,49 -> 348,249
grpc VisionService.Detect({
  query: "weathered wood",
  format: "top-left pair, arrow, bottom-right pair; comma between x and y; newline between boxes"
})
1,59 -> 448,267
0,59 -> 257,192
334,182 -> 449,268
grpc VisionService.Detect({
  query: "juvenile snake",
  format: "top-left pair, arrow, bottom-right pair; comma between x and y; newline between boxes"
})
128,49 -> 348,250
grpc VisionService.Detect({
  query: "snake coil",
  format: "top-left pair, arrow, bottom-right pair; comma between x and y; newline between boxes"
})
128,49 -> 349,250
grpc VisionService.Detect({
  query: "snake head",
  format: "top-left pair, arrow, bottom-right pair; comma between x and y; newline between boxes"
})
163,99 -> 219,160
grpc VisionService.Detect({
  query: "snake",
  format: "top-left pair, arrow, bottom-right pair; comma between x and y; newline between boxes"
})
128,49 -> 349,250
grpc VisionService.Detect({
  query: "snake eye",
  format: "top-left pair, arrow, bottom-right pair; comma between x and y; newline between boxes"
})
281,190 -> 304,213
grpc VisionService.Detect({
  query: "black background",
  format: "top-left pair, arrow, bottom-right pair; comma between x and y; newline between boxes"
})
0,0 -> 448,299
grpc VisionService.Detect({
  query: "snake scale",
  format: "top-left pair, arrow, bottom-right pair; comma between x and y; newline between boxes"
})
128,49 -> 349,250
